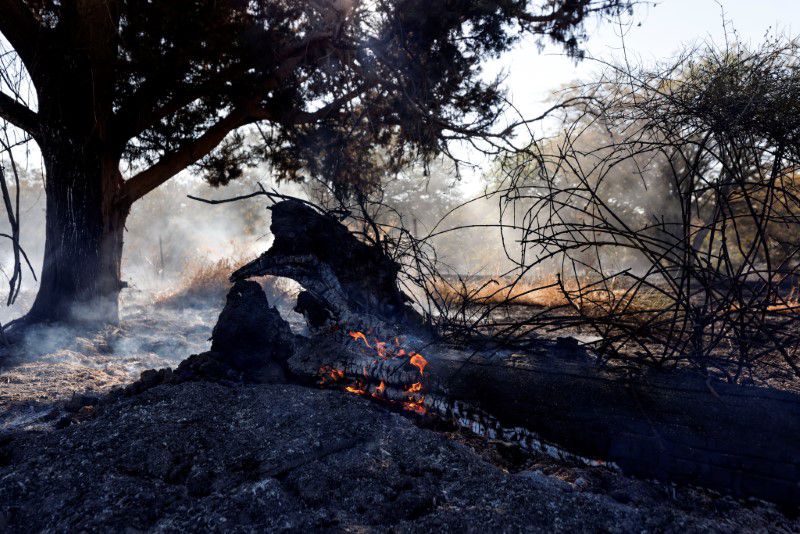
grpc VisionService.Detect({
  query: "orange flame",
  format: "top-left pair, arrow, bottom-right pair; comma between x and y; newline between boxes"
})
406,382 -> 422,393
349,331 -> 371,348
339,331 -> 430,416
409,353 -> 428,375
330,369 -> 344,380
318,365 -> 345,385
403,399 -> 426,415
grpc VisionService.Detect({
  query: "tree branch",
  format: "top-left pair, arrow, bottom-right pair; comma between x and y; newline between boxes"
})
113,30 -> 337,146
0,0 -> 44,74
120,108 -> 253,204
0,91 -> 39,136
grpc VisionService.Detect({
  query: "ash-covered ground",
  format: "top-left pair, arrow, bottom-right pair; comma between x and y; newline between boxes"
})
0,288 -> 798,532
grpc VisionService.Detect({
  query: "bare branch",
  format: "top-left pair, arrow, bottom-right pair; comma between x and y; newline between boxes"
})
121,108 -> 254,203
0,91 -> 39,136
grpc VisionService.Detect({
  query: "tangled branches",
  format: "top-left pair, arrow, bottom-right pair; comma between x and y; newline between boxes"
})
494,37 -> 800,383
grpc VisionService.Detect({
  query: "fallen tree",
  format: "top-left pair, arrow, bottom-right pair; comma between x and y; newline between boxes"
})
294,337 -> 800,508
163,197 -> 800,508
231,199 -> 424,330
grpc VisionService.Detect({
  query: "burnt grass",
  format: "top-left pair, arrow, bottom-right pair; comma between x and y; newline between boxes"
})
0,380 -> 796,532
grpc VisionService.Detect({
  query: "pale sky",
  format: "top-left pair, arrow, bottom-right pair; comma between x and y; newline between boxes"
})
497,0 -> 800,123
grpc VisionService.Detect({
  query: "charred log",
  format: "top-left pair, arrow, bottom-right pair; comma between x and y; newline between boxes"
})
128,281 -> 296,393
176,280 -> 294,383
209,279 -> 294,379
294,290 -> 334,329
231,200 -> 422,329
291,337 -> 800,508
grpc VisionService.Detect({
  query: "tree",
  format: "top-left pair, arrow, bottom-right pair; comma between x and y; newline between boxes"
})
0,0 -> 627,324
499,36 -> 800,381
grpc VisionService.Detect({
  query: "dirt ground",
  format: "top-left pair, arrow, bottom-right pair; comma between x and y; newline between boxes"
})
0,293 -> 798,532
1,381 -> 797,533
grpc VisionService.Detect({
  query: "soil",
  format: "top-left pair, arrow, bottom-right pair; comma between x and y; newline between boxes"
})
0,293 -> 797,532
1,381 -> 796,533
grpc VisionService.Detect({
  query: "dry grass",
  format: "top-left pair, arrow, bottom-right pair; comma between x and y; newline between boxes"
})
428,275 -> 675,317
429,276 -> 567,308
155,256 -> 297,309
154,258 -> 239,307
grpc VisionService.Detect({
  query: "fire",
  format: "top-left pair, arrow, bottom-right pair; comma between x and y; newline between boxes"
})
409,353 -> 428,375
406,382 -> 422,393
349,330 -> 371,348
321,331 -> 432,416
318,365 -> 345,385
403,399 -> 426,415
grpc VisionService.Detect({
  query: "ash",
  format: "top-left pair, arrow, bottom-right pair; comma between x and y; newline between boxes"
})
0,289 -> 796,531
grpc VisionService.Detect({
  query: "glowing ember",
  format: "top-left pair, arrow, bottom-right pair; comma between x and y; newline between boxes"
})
330,368 -> 344,380
406,382 -> 422,393
403,399 -> 426,415
318,365 -> 345,385
409,353 -> 428,375
349,331 -> 371,348
320,331 -> 431,417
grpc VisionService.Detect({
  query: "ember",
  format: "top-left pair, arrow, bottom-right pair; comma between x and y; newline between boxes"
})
406,382 -> 422,393
324,331 -> 432,416
403,399 -> 426,415
349,331 -> 371,348
318,365 -> 345,385
409,353 -> 428,375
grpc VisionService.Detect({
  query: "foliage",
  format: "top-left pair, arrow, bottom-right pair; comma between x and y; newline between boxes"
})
1,0 -> 631,198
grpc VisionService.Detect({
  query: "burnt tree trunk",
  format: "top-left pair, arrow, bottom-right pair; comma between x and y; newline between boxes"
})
291,339 -> 800,508
233,200 -> 422,329
231,202 -> 800,507
26,144 -> 129,324
24,12 -> 128,325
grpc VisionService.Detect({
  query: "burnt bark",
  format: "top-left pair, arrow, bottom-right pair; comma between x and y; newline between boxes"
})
25,146 -> 128,324
21,11 -> 126,325
232,200 -> 422,329
208,279 -> 294,381
291,338 -> 800,508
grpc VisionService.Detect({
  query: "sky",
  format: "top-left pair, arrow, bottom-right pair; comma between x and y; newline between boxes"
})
443,0 -> 800,191
496,0 -> 800,123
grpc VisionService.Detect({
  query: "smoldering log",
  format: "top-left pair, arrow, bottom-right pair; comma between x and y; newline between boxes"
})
224,197 -> 800,507
231,199 -> 423,329
289,336 -> 800,508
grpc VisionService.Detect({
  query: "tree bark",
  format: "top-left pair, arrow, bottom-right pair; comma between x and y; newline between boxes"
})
290,338 -> 800,508
25,142 -> 128,324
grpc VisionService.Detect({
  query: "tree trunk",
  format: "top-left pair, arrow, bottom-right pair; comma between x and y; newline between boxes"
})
25,143 -> 128,324
14,3 -> 127,326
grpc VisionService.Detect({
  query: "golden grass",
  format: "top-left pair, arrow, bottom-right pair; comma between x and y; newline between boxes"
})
154,257 -> 240,307
154,255 -> 298,309
428,275 -> 675,316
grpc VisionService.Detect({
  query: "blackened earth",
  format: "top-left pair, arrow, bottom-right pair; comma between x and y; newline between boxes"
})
0,381 -> 795,532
